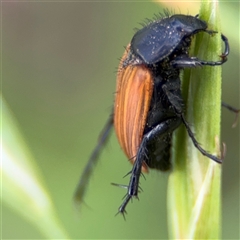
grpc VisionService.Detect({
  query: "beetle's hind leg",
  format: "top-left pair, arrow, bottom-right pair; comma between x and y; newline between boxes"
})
117,117 -> 181,215
74,113 -> 113,205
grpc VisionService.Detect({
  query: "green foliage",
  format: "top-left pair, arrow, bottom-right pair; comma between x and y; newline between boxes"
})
1,95 -> 69,239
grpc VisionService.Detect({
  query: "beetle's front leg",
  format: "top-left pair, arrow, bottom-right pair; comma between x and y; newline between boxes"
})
171,33 -> 229,68
171,55 -> 227,68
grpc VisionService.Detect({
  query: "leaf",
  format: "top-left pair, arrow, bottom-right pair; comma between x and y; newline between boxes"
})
1,95 -> 70,239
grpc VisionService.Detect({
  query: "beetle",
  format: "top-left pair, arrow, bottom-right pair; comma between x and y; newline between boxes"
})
74,12 -> 232,215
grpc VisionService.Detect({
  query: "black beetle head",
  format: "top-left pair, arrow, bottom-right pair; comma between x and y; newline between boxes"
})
169,14 -> 207,35
130,14 -> 208,65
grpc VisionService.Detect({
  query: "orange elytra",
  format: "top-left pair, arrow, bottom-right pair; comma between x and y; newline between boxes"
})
114,45 -> 153,172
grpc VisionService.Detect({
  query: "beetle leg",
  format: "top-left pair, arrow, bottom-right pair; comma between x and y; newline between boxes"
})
163,84 -> 222,163
74,113 -> 113,205
171,34 -> 229,68
220,34 -> 229,58
117,118 -> 181,215
222,102 -> 240,128
203,32 -> 229,58
180,114 -> 222,163
171,55 -> 227,68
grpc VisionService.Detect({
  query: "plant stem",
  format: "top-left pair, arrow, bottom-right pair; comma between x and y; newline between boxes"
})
167,1 -> 223,239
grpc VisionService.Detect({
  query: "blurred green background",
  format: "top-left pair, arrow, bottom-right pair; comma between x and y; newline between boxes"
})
2,1 -> 239,239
